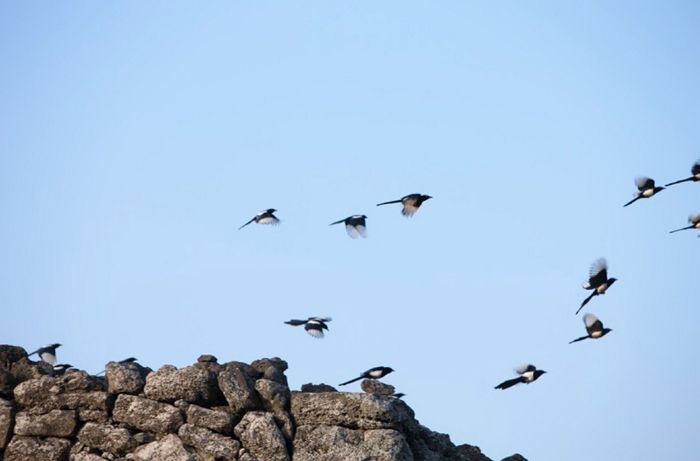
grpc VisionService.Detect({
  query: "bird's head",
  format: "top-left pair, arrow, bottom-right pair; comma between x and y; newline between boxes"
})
385,367 -> 395,373
267,208 -> 277,213
602,328 -> 613,336
607,278 -> 618,287
423,195 -> 433,200
535,370 -> 547,378
361,215 -> 368,219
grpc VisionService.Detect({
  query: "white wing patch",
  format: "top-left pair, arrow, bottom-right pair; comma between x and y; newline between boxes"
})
306,328 -> 325,338
689,213 -> 700,225
257,216 -> 280,225
40,351 -> 58,365
583,313 -> 598,328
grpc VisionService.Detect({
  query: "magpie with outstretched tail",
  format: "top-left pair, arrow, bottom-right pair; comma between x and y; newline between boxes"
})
494,365 -> 546,390
330,215 -> 367,239
284,317 -> 332,338
52,364 -> 74,376
28,344 -> 61,365
238,209 -> 280,230
665,159 -> 700,187
376,194 -> 432,217
569,313 -> 612,344
339,366 -> 394,386
623,177 -> 664,207
577,258 -> 617,314
669,213 -> 700,234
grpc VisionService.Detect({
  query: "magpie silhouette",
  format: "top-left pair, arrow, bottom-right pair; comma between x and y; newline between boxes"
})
577,258 -> 617,314
239,209 -> 280,230
669,213 -> 700,234
623,177 -> 664,207
392,392 -> 406,399
339,366 -> 394,386
28,343 -> 61,366
52,364 -> 74,376
569,313 -> 612,344
376,194 -> 432,217
330,215 -> 367,239
284,317 -> 332,338
665,159 -> 700,187
494,365 -> 546,390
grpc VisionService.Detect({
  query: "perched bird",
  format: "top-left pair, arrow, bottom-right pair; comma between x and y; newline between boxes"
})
392,392 -> 406,399
28,343 -> 61,365
376,193 -> 432,217
577,258 -> 617,314
669,213 -> 700,234
339,366 -> 394,386
569,313 -> 613,344
330,215 -> 367,239
284,317 -> 332,338
51,364 -> 75,376
95,357 -> 139,376
239,209 -> 280,230
665,159 -> 700,187
623,177 -> 664,207
494,365 -> 546,390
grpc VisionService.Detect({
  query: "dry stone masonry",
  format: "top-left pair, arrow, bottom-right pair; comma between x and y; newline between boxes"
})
0,345 -> 526,461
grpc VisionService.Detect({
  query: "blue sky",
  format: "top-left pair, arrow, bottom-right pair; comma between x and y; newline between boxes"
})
1,2 -> 699,460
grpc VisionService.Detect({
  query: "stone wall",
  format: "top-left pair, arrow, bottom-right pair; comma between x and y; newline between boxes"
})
0,345 -> 525,461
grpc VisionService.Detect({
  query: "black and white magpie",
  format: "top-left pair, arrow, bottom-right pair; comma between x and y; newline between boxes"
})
339,366 -> 394,386
52,364 -> 75,376
623,177 -> 664,207
494,365 -> 546,390
665,159 -> 700,187
239,209 -> 280,230
28,343 -> 61,366
392,393 -> 406,399
669,213 -> 700,234
376,194 -> 432,217
330,215 -> 367,239
284,317 -> 332,338
577,258 -> 617,314
569,313 -> 612,344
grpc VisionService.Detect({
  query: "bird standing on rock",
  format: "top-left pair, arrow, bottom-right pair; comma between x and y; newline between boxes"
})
339,366 -> 394,386
376,193 -> 432,217
569,313 -> 612,344
669,213 -> 700,235
284,317 -> 332,338
665,159 -> 700,187
330,215 -> 367,239
577,258 -> 617,314
239,209 -> 280,230
623,177 -> 664,207
28,343 -> 61,365
494,365 -> 546,390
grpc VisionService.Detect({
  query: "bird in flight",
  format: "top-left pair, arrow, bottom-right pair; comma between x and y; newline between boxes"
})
330,215 -> 367,239
28,343 -> 61,366
284,317 -> 332,338
339,366 -> 394,386
577,258 -> 617,314
623,177 -> 664,207
239,209 -> 280,230
494,364 -> 546,390
569,313 -> 612,344
376,193 -> 432,217
669,213 -> 700,235
665,159 -> 700,187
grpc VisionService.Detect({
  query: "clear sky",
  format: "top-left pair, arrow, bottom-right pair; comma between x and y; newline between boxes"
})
1,2 -> 699,460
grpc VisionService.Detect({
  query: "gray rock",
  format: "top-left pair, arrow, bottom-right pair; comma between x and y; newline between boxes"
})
501,455 -> 528,461
178,423 -> 240,459
254,379 -> 290,414
300,383 -> 337,393
456,444 -> 493,461
197,355 -> 218,363
361,379 -> 396,396
234,411 -> 289,461
128,434 -> 195,461
144,365 -> 221,405
105,361 -> 149,395
112,394 -> 183,434
218,365 -> 261,413
0,397 -> 14,449
251,358 -> 288,386
14,410 -> 77,437
293,424 -> 414,461
0,345 -> 26,368
77,422 -> 136,455
4,436 -> 71,461
186,404 -> 235,435
132,432 -> 155,445
70,453 -> 106,461
272,411 -> 295,442
13,374 -> 109,414
221,361 -> 260,380
77,408 -> 110,423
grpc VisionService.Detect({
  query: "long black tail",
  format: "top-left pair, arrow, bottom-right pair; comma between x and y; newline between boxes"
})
238,218 -> 255,230
376,199 -> 402,206
569,335 -> 589,344
494,377 -> 523,390
665,177 -> 693,187
623,196 -> 641,207
285,319 -> 307,326
339,376 -> 362,386
576,291 -> 596,314
670,225 -> 693,234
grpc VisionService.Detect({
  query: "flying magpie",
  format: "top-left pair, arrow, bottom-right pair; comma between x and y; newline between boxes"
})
577,258 -> 617,314
330,215 -> 367,239
569,313 -> 612,344
665,159 -> 700,187
376,194 -> 432,217
339,366 -> 394,386
28,344 -> 61,366
284,317 -> 332,338
239,209 -> 280,230
623,177 -> 664,207
669,213 -> 700,234
52,364 -> 74,376
494,365 -> 546,390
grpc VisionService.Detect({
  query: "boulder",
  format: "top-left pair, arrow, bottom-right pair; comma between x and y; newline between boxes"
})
144,365 -> 221,405
178,423 -> 240,459
3,436 -> 71,461
13,374 -> 109,414
234,411 -> 289,461
105,361 -> 149,395
14,409 -> 77,437
128,433 -> 194,461
300,383 -> 337,393
361,379 -> 396,396
293,424 -> 413,461
254,379 -> 290,414
0,397 -> 14,449
218,365 -> 261,413
186,404 -> 235,435
112,394 -> 183,434
77,422 -> 137,455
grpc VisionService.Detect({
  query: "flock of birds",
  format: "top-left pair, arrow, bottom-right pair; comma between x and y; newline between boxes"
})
25,159 -> 699,391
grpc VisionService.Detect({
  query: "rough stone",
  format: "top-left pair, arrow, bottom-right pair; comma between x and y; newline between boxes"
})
77,408 -> 110,423
293,424 -> 414,461
300,383 -> 337,393
234,411 -> 289,461
13,374 -> 109,414
0,398 -> 14,449
14,410 -> 77,437
197,355 -> 218,363
0,346 -> 27,368
105,361 -> 148,395
77,422 -> 136,455
456,444 -> 493,461
186,404 -> 235,435
70,453 -> 106,461
144,365 -> 221,405
251,358 -> 288,386
128,434 -> 194,461
218,365 -> 261,413
254,379 -> 290,414
112,394 -> 183,434
178,423 -> 240,459
501,455 -> 528,461
272,411 -> 295,442
361,379 -> 396,396
4,436 -> 71,461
